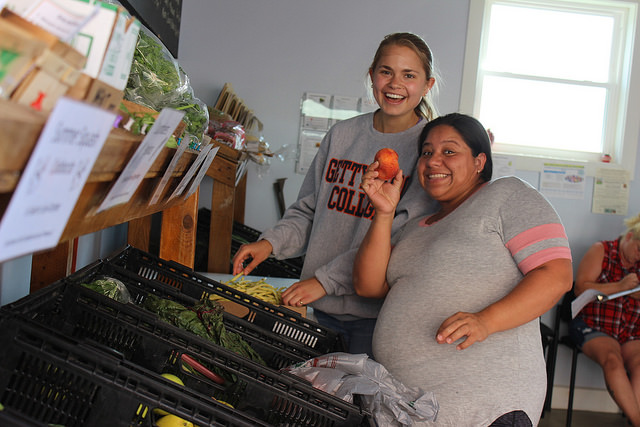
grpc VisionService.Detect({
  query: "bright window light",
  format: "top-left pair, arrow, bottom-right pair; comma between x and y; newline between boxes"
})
460,0 -> 640,174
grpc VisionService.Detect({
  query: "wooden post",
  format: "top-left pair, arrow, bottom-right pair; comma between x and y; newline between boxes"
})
208,179 -> 235,273
30,240 -> 73,293
127,215 -> 153,252
159,191 -> 198,269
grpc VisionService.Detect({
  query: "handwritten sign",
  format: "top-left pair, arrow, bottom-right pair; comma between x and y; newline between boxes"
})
168,143 -> 211,201
0,97 -> 115,263
185,145 -> 219,199
98,108 -> 184,212
148,134 -> 191,206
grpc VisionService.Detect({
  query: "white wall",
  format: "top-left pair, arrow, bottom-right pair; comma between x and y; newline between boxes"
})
179,0 -> 640,400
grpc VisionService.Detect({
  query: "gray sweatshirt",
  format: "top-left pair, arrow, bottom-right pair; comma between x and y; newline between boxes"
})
260,112 -> 437,320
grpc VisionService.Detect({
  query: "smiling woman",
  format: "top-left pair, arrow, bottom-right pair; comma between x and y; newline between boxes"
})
355,112 -> 573,426
230,32 -> 440,359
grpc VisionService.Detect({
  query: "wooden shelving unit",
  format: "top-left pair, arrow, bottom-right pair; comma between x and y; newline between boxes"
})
0,98 -> 247,292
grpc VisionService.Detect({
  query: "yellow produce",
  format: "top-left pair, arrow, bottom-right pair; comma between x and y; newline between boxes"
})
155,414 -> 194,427
211,274 -> 287,305
161,373 -> 185,386
155,373 -> 185,416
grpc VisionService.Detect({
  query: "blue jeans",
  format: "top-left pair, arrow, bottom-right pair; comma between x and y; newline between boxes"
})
313,310 -> 377,359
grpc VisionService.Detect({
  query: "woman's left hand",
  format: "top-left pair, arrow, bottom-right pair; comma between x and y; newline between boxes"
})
436,311 -> 489,350
281,277 -> 327,307
360,161 -> 403,216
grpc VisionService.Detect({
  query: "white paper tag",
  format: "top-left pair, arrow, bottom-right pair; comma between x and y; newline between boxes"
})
97,108 -> 184,212
168,143 -> 212,201
148,134 -> 191,206
0,97 -> 115,262
184,146 -> 219,199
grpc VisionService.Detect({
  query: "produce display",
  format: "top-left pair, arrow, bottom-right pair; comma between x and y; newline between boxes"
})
211,273 -> 287,305
82,278 -> 266,369
374,147 -> 400,180
125,29 -> 209,145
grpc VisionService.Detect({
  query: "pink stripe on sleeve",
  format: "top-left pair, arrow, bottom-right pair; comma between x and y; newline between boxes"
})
506,223 -> 567,254
518,247 -> 573,274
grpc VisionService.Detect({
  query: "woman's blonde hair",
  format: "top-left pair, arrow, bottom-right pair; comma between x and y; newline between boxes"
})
623,213 -> 640,240
369,32 -> 439,121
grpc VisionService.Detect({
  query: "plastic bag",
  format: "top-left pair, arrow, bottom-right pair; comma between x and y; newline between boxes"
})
81,276 -> 131,304
124,26 -> 209,144
206,108 -> 246,150
283,352 -> 438,426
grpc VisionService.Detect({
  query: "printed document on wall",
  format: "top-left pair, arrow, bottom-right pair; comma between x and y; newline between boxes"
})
540,162 -> 586,199
591,168 -> 630,215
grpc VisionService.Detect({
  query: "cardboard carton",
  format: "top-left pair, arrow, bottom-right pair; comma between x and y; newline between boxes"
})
9,0 -> 140,90
4,1 -> 140,112
218,300 -> 308,319
0,19 -> 47,97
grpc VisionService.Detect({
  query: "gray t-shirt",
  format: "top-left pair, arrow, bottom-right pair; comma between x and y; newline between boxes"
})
374,176 -> 572,426
260,112 -> 437,320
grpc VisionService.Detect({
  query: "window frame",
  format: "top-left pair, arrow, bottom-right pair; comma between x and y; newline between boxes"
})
460,0 -> 640,176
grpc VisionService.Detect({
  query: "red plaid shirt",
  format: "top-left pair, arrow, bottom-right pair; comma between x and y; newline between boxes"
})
579,239 -> 640,344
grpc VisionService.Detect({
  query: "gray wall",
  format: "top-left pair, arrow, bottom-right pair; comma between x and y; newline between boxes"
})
179,0 -> 640,394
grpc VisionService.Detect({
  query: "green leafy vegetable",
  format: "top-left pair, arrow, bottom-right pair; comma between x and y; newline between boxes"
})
143,294 -> 265,367
125,30 -> 208,143
81,277 -> 131,303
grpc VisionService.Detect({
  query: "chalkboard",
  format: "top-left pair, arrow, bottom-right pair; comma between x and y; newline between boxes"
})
119,0 -> 182,58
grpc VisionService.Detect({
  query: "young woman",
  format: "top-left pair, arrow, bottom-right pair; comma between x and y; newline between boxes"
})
355,113 -> 573,425
572,213 -> 640,427
231,33 -> 439,356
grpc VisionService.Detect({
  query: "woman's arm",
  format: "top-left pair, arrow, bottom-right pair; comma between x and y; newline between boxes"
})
353,211 -> 394,298
436,257 -> 573,350
574,241 -> 639,296
353,163 -> 403,298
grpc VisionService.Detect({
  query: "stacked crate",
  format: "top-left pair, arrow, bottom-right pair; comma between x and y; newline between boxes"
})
0,246 -> 371,426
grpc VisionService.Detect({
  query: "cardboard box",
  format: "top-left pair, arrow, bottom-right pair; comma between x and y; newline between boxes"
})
218,300 -> 308,319
2,6 -> 128,113
2,7 -> 88,112
0,19 -> 47,97
10,0 -> 140,90
66,72 -> 123,113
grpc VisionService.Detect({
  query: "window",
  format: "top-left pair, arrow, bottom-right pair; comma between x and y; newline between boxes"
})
460,0 -> 640,174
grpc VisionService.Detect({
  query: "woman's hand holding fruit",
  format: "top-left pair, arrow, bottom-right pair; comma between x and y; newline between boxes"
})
360,160 -> 403,217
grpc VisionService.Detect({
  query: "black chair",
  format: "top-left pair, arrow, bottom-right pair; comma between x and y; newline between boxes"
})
542,290 -> 582,427
559,291 -> 582,427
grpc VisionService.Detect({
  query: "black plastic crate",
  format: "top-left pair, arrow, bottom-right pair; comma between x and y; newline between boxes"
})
195,208 -> 303,279
107,245 -> 345,355
0,314 -> 268,427
56,258 -> 332,368
3,280 -> 370,426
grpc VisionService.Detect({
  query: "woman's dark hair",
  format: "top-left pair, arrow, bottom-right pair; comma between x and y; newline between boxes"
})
369,32 -> 439,121
419,113 -> 493,182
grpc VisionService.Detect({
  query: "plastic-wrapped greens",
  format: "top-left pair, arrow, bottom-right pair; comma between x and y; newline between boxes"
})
125,27 -> 208,144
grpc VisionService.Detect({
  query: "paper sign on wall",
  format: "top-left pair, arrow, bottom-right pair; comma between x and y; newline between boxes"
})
540,162 -> 586,199
296,92 -> 374,175
98,107 -> 184,212
0,97 -> 115,263
591,168 -> 630,215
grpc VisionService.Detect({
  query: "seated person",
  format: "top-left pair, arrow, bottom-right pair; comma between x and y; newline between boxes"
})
571,213 -> 640,427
